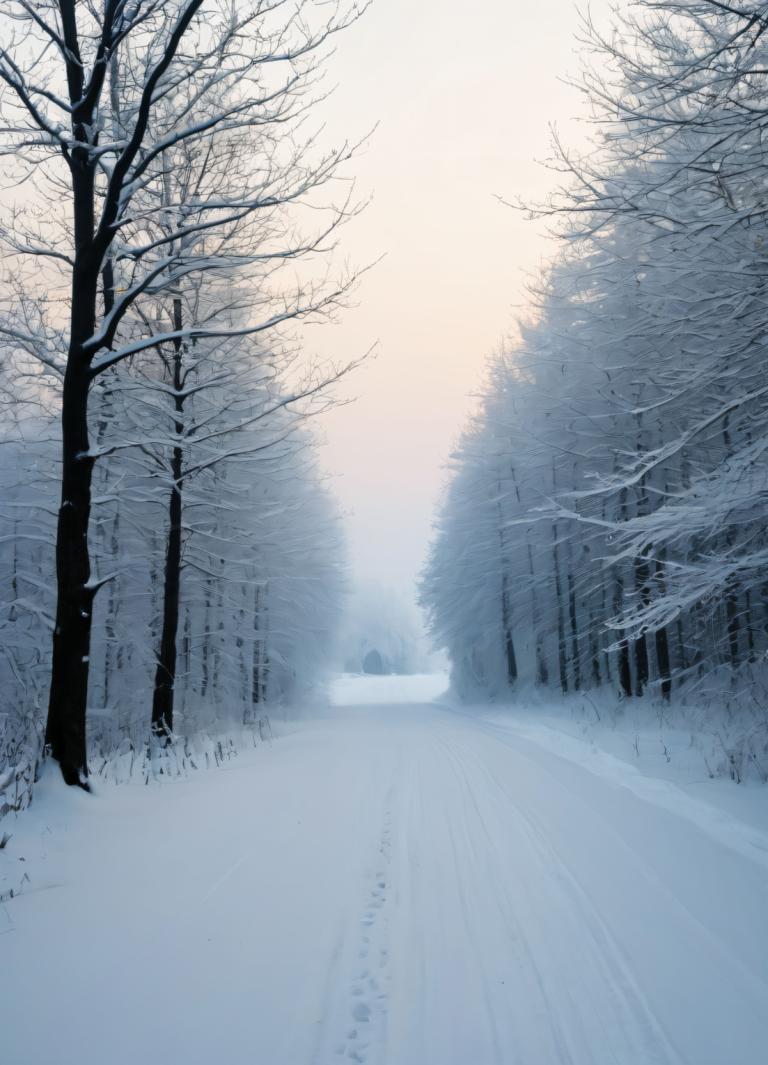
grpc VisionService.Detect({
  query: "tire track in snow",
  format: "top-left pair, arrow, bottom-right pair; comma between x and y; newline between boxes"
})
434,739 -> 508,1065
440,731 -> 683,1065
434,735 -> 578,1065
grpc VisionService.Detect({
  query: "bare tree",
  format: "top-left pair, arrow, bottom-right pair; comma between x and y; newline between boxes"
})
0,0 -> 366,785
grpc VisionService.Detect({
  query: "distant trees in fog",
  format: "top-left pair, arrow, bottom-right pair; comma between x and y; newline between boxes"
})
341,583 -> 432,676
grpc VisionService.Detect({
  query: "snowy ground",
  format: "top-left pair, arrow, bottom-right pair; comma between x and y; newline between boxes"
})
2,674 -> 768,1065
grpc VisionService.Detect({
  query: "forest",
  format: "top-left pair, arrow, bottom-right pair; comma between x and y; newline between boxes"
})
0,0 -> 360,809
421,1 -> 768,781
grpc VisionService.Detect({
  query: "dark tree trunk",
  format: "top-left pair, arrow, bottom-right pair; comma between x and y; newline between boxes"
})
151,468 -> 182,736
744,590 -> 755,656
9,519 -> 18,623
213,557 -> 224,698
630,412 -> 651,696
238,586 -> 248,709
201,579 -> 212,698
676,617 -> 687,673
103,545 -> 117,709
181,606 -> 192,710
721,415 -> 741,669
567,566 -> 581,692
513,466 -> 547,684
528,540 -> 548,685
46,149 -> 99,785
613,485 -> 632,698
550,461 -> 568,693
633,548 -> 651,694
633,481 -> 651,696
152,298 -> 185,737
496,488 -> 517,687
501,571 -> 518,686
566,470 -> 581,692
655,623 -> 672,700
96,261 -> 116,711
600,498 -> 611,685
615,577 -> 633,698
589,596 -> 601,688
252,633 -> 262,705
553,521 -> 568,694
725,590 -> 741,668
47,367 -> 97,786
654,553 -> 672,700
252,584 -> 268,706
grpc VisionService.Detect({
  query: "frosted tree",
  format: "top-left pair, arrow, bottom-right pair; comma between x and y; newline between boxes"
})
0,0 -> 365,785
423,1 -> 768,728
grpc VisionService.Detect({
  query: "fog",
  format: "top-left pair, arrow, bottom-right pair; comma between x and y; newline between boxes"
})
305,0 -> 610,597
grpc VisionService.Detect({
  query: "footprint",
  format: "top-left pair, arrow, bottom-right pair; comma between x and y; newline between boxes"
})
352,1002 -> 371,1023
323,811 -> 392,1065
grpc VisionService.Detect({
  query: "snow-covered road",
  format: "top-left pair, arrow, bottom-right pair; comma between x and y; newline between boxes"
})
3,675 -> 768,1065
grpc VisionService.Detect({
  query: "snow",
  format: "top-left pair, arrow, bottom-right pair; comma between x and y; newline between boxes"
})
331,671 -> 448,706
3,675 -> 768,1064
453,695 -> 768,868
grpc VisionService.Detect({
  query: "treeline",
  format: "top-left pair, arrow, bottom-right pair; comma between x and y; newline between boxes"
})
0,340 -> 344,804
0,0 -> 363,802
422,2 -> 768,713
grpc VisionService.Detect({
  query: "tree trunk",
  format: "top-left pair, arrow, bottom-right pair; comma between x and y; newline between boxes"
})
612,483 -> 632,697
501,570 -> 518,686
213,557 -> 224,701
744,589 -> 755,657
46,146 -> 99,785
589,596 -> 601,688
720,414 -> 741,668
553,520 -> 569,694
655,623 -> 672,700
633,563 -> 650,693
46,353 -> 97,786
252,585 -> 263,706
496,488 -> 517,687
512,466 -> 547,685
567,564 -> 581,692
633,478 -> 651,696
528,539 -> 548,685
151,298 -> 185,737
654,554 -> 672,700
551,461 -> 568,693
600,497 -> 611,685
614,565 -> 633,698
252,583 -> 268,706
181,606 -> 191,711
613,490 -> 632,698
201,578 -> 212,698
96,264 -> 116,711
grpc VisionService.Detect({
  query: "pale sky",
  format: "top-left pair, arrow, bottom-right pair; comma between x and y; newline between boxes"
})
304,0 -> 611,599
